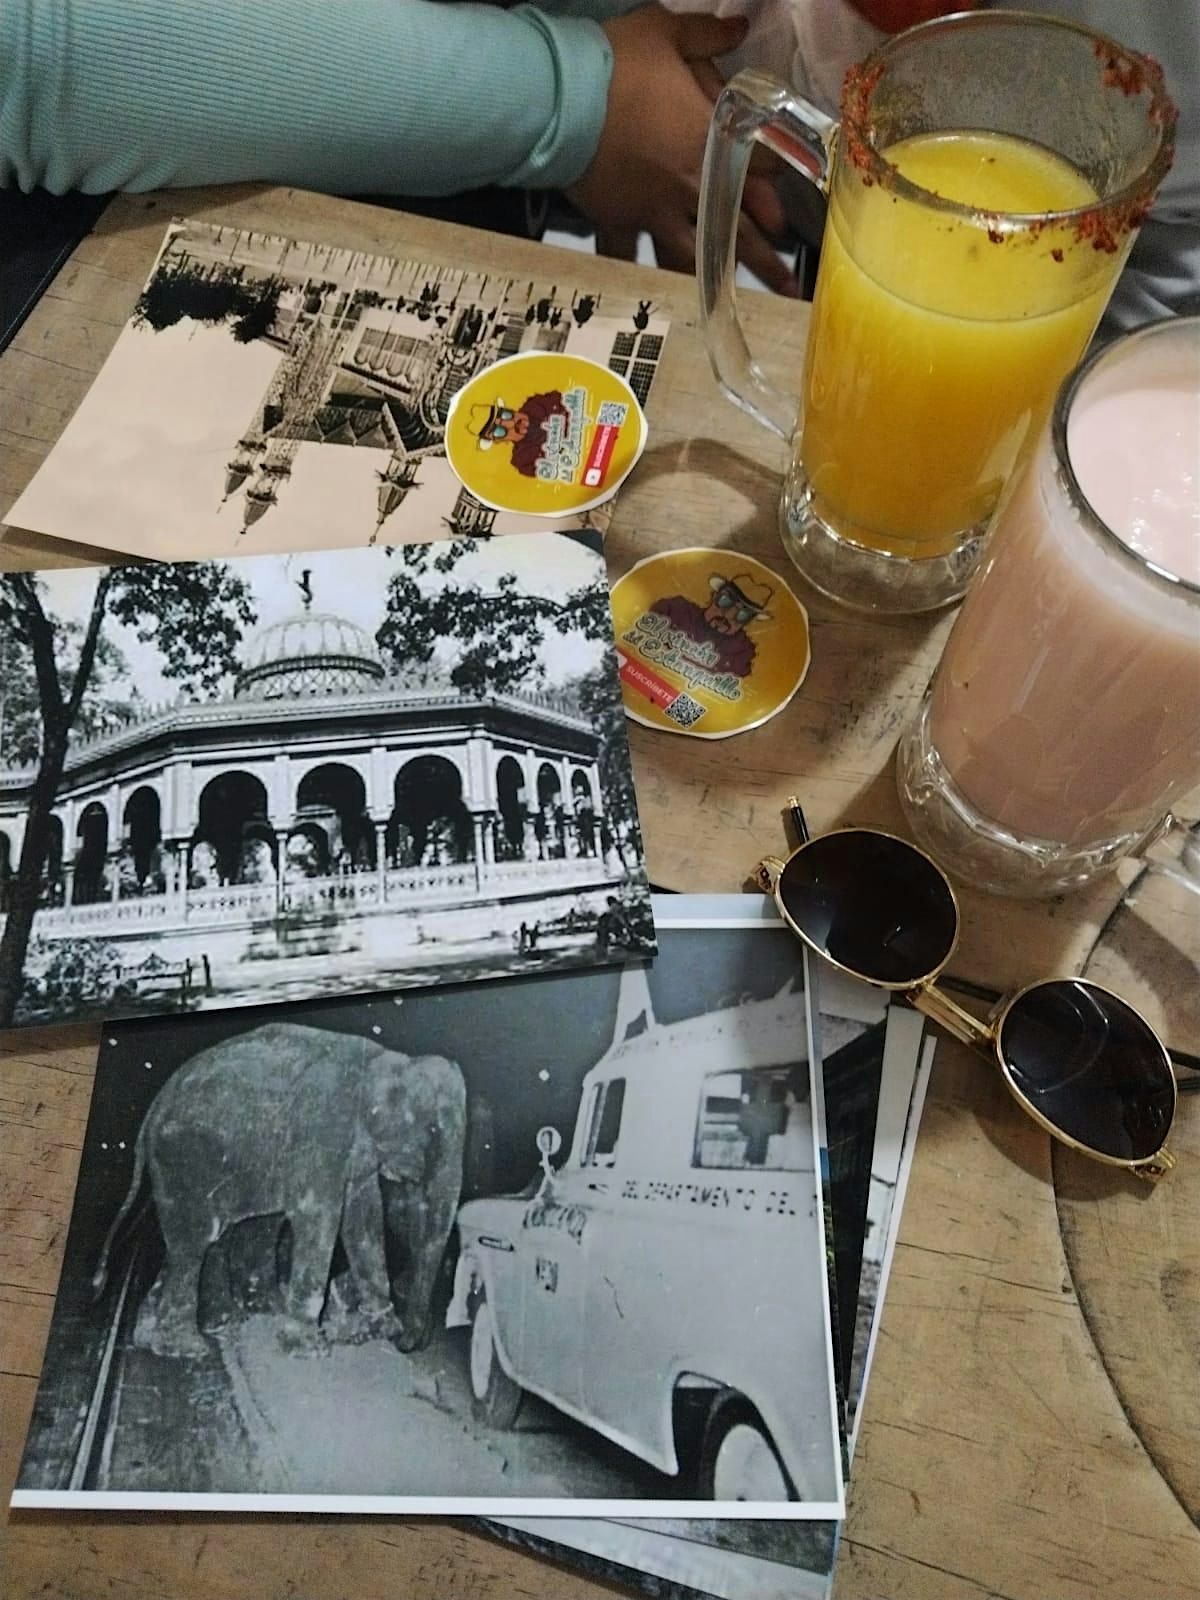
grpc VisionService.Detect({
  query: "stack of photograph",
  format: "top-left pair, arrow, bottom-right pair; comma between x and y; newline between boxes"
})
3,219 -> 935,1600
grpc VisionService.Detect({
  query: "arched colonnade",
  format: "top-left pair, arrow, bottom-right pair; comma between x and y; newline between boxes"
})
0,744 -> 605,909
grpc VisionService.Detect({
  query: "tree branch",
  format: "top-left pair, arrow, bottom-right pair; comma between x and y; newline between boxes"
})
65,571 -> 115,725
10,572 -> 65,733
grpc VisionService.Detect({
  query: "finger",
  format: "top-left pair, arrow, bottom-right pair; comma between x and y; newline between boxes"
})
595,225 -> 640,261
649,224 -> 698,277
744,173 -> 787,241
672,12 -> 749,63
691,60 -> 726,106
735,213 -> 798,296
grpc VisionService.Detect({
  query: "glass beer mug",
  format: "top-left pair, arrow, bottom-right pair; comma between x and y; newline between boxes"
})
697,11 -> 1176,614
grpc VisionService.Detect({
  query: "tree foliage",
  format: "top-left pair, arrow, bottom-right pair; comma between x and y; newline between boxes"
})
0,562 -> 256,1025
0,562 -> 254,743
133,261 -> 284,343
15,935 -> 127,1026
104,562 -> 257,697
0,623 -> 139,767
571,659 -> 644,850
375,536 -> 609,700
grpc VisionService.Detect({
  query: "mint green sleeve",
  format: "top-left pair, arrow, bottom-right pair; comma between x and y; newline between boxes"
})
0,0 -> 631,197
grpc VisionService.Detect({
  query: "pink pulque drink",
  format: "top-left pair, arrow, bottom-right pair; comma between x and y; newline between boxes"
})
899,316 -> 1200,896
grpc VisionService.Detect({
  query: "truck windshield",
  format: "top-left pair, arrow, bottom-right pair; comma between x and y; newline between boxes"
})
693,1065 -> 811,1172
584,1078 -> 626,1167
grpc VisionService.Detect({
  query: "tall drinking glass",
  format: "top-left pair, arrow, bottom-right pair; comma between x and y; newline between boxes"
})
698,12 -> 1176,614
898,317 -> 1200,896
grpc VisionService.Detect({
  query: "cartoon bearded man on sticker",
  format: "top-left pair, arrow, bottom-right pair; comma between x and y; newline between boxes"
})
650,572 -> 774,678
468,390 -> 570,477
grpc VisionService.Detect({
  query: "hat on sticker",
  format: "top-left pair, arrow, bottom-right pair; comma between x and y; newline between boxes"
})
709,572 -> 775,622
467,401 -> 512,450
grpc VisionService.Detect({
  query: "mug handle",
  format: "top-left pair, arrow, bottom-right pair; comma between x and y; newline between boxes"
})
1134,813 -> 1200,897
697,70 -> 837,441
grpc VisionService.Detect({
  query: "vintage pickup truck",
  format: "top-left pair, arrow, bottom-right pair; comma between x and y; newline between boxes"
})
446,970 -> 842,1505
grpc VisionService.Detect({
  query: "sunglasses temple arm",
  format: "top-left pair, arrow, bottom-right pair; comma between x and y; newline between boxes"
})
785,795 -> 810,845
907,983 -> 993,1050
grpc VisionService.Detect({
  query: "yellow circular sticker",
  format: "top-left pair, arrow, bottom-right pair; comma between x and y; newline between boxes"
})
610,548 -> 811,739
444,352 -> 647,516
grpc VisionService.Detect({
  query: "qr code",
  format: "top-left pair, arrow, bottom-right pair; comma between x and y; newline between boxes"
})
666,692 -> 707,728
597,400 -> 629,427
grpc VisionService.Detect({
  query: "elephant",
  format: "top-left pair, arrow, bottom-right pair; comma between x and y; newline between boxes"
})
91,1021 -> 466,1360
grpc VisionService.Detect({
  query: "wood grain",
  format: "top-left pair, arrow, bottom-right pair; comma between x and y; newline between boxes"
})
2,184 -> 1197,1600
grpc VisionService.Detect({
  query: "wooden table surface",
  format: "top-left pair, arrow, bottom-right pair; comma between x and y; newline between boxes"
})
2,186 -> 1198,1600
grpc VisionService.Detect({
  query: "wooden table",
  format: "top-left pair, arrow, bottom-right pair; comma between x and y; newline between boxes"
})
2,186 -> 1198,1600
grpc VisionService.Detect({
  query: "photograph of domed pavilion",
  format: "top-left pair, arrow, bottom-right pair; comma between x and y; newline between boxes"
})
0,533 -> 651,1028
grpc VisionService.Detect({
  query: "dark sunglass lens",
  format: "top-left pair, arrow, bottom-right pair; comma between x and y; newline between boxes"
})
998,980 -> 1173,1162
777,830 -> 957,986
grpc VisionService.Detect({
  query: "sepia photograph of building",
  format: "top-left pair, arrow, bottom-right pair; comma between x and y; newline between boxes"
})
8,219 -> 671,562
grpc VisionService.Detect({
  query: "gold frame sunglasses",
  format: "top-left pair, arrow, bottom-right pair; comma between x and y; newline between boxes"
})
757,802 -> 1179,1182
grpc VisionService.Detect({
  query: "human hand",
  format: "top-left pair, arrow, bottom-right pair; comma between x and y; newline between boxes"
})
566,6 -> 795,294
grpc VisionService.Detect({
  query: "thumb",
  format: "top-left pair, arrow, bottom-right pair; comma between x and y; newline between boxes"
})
672,11 -> 750,63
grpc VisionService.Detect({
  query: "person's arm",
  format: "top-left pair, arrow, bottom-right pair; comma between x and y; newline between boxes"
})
0,0 -> 616,196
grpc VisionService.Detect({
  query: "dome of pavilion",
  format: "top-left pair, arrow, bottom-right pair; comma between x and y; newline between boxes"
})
234,610 -> 386,700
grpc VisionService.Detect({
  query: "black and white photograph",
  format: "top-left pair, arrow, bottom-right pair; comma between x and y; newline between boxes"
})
6,219 -> 671,562
13,907 -> 844,1516
845,1017 -> 935,1454
812,972 -> 932,1431
492,951 -> 936,1600
494,1513 -> 838,1600
489,953 -> 940,1593
0,531 -> 652,1029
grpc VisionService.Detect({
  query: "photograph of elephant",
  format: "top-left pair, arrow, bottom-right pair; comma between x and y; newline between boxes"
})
0,531 -> 653,1030
14,905 -> 844,1516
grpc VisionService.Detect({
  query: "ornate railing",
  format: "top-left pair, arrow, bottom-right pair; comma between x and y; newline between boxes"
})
38,898 -> 173,930
488,857 -> 607,880
3,855 -> 616,939
185,883 -> 279,923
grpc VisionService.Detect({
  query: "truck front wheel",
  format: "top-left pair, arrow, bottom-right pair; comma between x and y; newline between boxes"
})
468,1291 -> 523,1429
697,1397 -> 796,1502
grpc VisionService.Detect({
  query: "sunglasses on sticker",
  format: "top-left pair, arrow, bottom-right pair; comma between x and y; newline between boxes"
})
756,801 -> 1183,1181
487,407 -> 520,440
712,588 -> 759,625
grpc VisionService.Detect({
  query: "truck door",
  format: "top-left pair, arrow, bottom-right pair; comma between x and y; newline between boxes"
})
577,1075 -> 668,1458
518,1079 -> 623,1412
